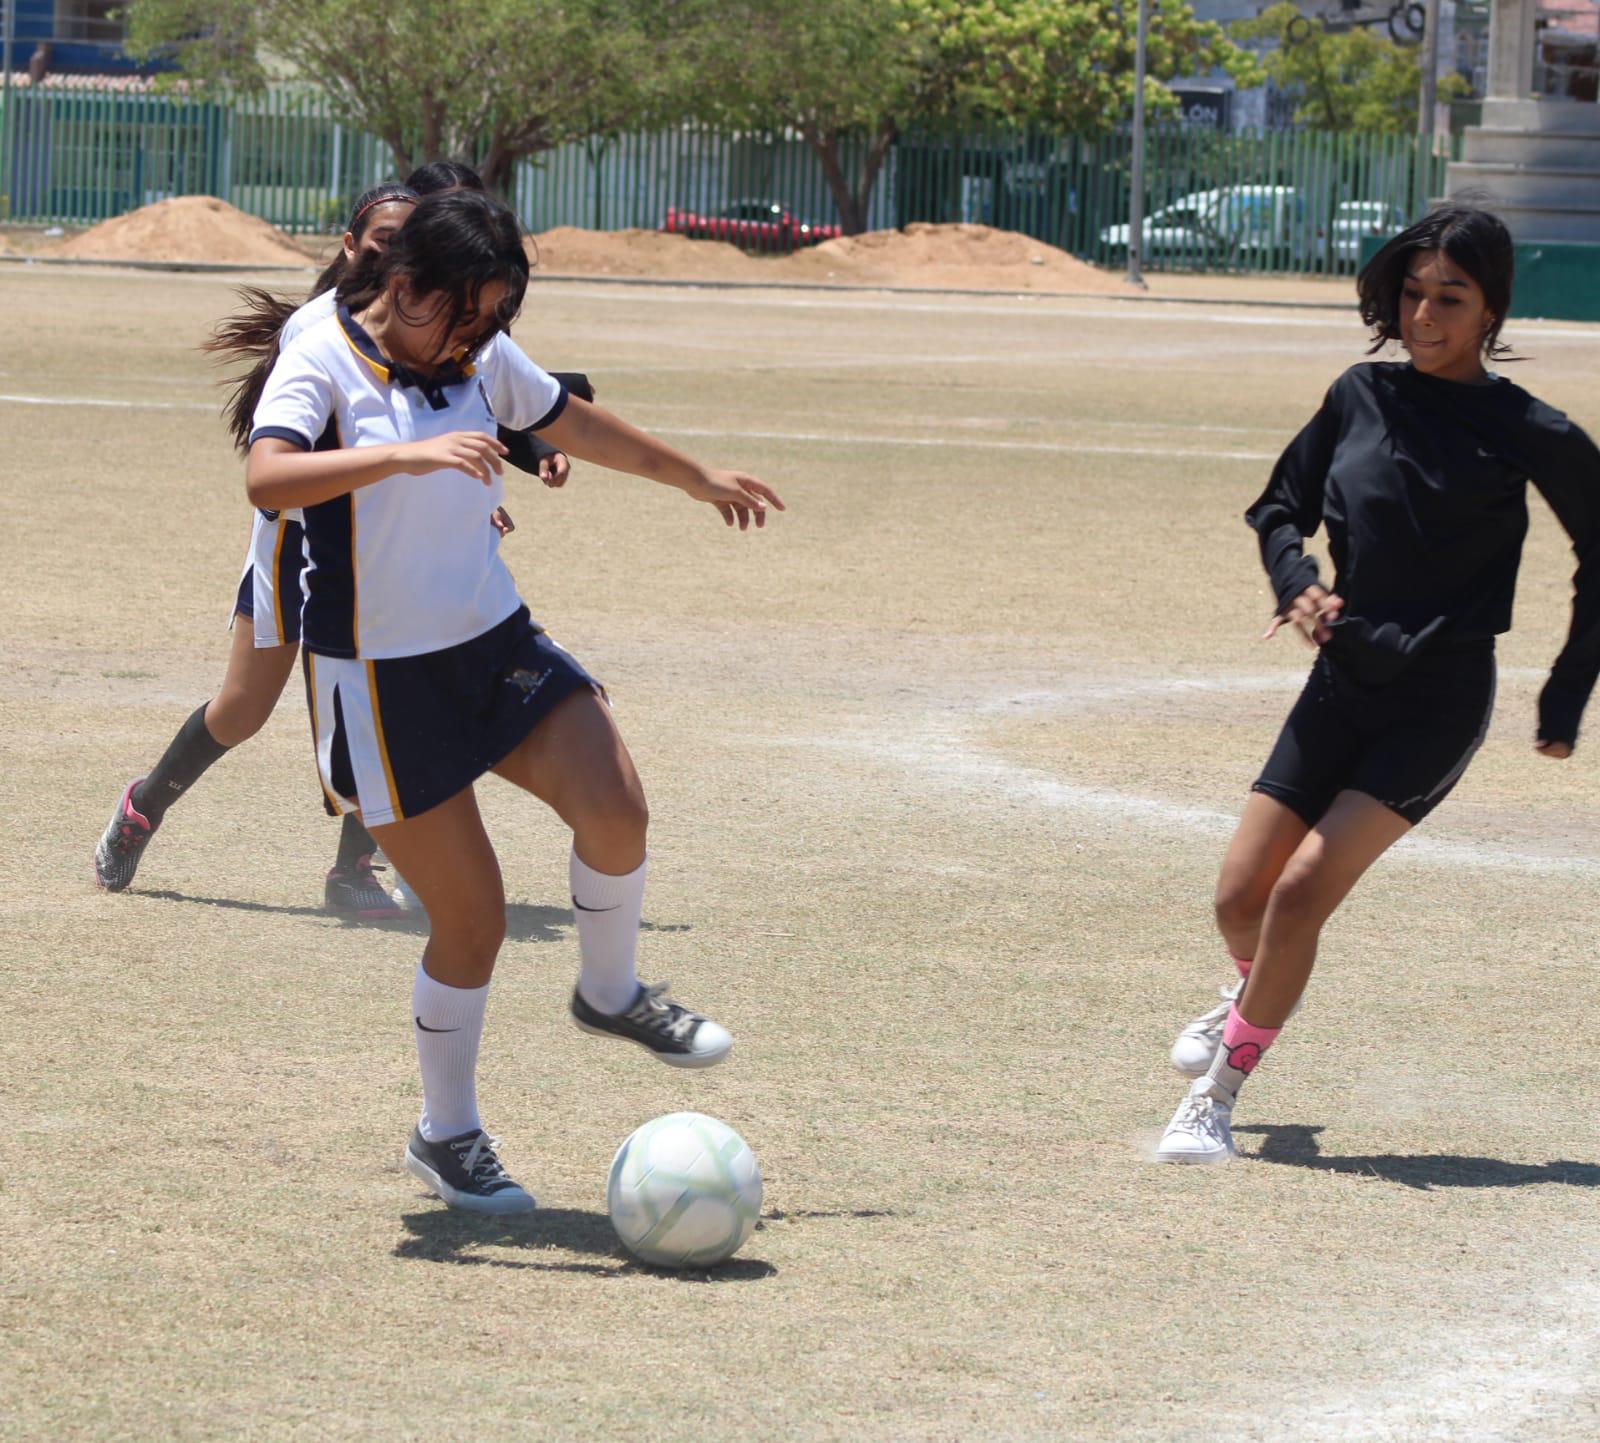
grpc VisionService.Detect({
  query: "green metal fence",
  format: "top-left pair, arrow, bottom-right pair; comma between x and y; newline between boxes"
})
0,80 -> 1460,275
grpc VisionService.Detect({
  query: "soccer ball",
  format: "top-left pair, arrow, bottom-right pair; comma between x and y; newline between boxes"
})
606,1112 -> 763,1268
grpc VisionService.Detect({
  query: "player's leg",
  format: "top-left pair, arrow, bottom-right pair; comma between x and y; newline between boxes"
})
490,687 -> 732,1068
1158,790 -> 1410,1164
94,619 -> 298,891
366,790 -> 532,1214
1171,794 -> 1311,1076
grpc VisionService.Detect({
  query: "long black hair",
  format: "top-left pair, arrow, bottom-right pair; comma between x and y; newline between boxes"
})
209,183 -> 419,450
335,188 -> 529,364
1357,202 -> 1517,363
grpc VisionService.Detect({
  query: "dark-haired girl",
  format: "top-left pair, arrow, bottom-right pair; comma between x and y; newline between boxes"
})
92,176 -> 586,914
93,184 -> 425,912
247,187 -> 784,1212
1156,203 -> 1600,1163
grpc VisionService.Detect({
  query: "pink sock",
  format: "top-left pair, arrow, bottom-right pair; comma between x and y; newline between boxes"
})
1229,951 -> 1253,979
1205,1003 -> 1282,1095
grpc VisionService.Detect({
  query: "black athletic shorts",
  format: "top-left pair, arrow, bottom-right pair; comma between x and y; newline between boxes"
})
1251,640 -> 1496,827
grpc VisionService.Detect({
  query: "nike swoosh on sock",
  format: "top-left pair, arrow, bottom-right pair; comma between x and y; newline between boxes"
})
414,1018 -> 460,1033
572,896 -> 620,913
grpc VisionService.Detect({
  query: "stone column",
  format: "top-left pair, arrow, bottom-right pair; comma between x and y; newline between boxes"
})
1486,0 -> 1537,99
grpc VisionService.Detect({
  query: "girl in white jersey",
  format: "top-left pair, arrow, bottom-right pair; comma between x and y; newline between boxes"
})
248,188 -> 786,1214
92,185 -> 426,912
92,179 -> 582,916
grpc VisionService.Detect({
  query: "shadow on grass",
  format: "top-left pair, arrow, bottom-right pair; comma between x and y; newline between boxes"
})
139,890 -> 687,945
395,1208 -> 777,1281
1236,1123 -> 1600,1191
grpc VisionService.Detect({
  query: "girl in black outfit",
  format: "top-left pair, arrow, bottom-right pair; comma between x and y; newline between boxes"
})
1156,204 -> 1600,1163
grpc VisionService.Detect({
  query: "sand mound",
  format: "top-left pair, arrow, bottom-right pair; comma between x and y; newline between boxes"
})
530,221 -> 1132,294
49,196 -> 315,267
529,227 -> 767,282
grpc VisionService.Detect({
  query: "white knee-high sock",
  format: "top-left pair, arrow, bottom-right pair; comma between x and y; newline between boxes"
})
411,964 -> 488,1142
571,850 -> 646,1015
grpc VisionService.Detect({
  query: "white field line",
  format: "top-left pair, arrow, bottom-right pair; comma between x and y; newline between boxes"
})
803,680 -> 1600,876
0,392 -> 216,412
534,285 -> 1600,343
0,393 -> 1274,461
1265,1272 -> 1600,1443
647,426 -> 1274,461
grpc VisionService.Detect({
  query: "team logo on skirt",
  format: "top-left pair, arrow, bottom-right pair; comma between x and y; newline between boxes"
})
504,665 -> 550,703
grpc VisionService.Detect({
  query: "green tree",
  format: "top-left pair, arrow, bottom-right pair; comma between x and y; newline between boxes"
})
1232,3 -> 1468,133
710,0 -> 1263,234
120,0 -> 699,192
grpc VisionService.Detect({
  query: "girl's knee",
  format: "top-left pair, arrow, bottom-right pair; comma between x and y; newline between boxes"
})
206,691 -> 273,747
582,777 -> 649,846
1268,861 -> 1340,927
1214,877 -> 1267,937
428,904 -> 506,967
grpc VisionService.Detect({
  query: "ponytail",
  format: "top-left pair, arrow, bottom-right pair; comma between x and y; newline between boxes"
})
203,286 -> 301,453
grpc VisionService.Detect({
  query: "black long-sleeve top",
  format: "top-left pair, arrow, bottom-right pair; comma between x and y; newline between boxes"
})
1246,361 -> 1600,746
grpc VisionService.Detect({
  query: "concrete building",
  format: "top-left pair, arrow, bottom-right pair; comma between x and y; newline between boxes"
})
1446,0 -> 1600,239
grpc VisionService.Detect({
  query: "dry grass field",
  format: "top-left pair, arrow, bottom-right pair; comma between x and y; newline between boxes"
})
3,263 -> 1600,1442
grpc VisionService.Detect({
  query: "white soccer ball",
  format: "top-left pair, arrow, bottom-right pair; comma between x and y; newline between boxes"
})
606,1112 -> 763,1268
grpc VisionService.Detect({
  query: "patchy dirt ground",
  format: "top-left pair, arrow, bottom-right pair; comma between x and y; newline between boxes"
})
4,270 -> 1599,1442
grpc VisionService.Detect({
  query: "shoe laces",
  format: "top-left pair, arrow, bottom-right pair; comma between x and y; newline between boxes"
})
111,820 -> 147,853
1169,1088 -> 1228,1139
453,1131 -> 511,1184
626,981 -> 699,1042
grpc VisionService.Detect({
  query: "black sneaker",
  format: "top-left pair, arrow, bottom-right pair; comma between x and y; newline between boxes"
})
403,1127 -> 535,1214
324,853 -> 403,919
569,981 -> 733,1069
94,779 -> 157,892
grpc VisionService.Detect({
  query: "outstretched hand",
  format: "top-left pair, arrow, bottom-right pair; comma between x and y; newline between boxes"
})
1264,584 -> 1343,647
684,468 -> 787,531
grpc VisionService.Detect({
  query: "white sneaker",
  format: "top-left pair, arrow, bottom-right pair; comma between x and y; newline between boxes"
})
385,866 -> 425,914
1154,1076 -> 1237,1164
1170,978 -> 1300,1077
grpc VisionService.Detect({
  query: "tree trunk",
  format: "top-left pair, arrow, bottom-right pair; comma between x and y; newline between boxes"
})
801,120 -> 899,236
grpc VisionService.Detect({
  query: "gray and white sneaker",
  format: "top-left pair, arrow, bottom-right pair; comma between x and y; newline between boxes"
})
570,980 -> 732,1068
1154,1077 -> 1237,1165
403,1126 -> 535,1214
94,778 -> 157,892
1170,978 -> 1300,1077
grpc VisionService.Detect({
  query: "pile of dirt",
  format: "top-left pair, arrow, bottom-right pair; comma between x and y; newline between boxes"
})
531,221 -> 1134,294
529,227 -> 768,282
48,196 -> 316,267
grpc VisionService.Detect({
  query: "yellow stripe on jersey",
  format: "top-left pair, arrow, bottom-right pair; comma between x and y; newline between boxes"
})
305,654 -> 345,814
364,661 -> 404,822
337,314 -> 391,384
269,518 -> 289,646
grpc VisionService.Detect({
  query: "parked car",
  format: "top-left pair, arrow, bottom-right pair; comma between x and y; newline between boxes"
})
1101,186 -> 1311,265
1328,200 -> 1405,264
662,198 -> 842,252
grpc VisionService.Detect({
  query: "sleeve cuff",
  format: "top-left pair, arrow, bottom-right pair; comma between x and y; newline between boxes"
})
529,383 -> 569,432
248,425 -> 313,451
1538,682 -> 1587,748
1272,557 -> 1322,614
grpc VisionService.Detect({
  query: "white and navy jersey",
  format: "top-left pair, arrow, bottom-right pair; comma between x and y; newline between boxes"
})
249,306 -> 568,660
281,288 -> 336,349
254,291 -> 338,529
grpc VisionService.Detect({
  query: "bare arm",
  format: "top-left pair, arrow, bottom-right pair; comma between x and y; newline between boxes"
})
537,396 -> 784,529
245,432 -> 508,511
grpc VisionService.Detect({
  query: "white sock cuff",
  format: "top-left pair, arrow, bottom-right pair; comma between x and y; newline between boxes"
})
570,850 -> 647,908
412,966 -> 489,1027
